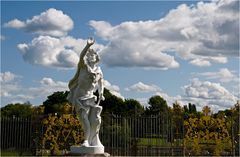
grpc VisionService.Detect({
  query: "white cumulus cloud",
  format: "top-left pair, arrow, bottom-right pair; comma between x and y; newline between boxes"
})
90,0 -> 239,68
125,81 -> 160,92
4,8 -> 73,37
5,8 -> 106,69
1,74 -> 69,106
196,68 -> 238,83
126,81 -> 181,106
4,19 -> 25,28
29,77 -> 68,98
190,59 -> 211,67
0,72 -> 21,99
183,78 -> 237,109
90,20 -> 180,70
126,80 -> 238,112
40,77 -> 68,88
17,36 -> 104,69
0,71 -> 17,83
103,80 -> 124,99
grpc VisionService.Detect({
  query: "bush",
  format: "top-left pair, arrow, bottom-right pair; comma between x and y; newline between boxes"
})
41,114 -> 84,155
184,116 -> 232,156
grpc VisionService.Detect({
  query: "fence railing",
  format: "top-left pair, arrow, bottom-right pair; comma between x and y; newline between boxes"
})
1,114 -> 238,156
1,117 -> 33,156
100,114 -> 184,156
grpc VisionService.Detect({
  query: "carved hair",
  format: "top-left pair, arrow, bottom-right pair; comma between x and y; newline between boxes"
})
86,48 -> 100,64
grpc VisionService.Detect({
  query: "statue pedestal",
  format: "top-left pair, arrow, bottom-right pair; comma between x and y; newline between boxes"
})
70,145 -> 108,156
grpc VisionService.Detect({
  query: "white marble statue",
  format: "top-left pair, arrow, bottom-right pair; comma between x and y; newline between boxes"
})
67,37 -> 105,148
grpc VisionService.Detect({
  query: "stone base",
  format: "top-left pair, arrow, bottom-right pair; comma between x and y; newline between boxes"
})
69,152 -> 110,157
70,145 -> 107,155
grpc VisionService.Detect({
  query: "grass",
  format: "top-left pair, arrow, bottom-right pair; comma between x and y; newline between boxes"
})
1,150 -> 32,156
137,138 -> 171,146
136,138 -> 184,147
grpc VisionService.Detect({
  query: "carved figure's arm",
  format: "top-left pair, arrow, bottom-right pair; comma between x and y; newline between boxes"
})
79,38 -> 95,66
68,38 -> 95,90
97,72 -> 105,105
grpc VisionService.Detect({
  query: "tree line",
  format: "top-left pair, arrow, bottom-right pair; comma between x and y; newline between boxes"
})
1,89 -> 239,155
1,88 -> 239,119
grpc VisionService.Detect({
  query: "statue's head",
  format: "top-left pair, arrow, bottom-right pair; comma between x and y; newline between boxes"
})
86,48 -> 100,64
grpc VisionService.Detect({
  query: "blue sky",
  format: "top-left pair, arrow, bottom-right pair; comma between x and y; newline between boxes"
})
1,1 -> 239,112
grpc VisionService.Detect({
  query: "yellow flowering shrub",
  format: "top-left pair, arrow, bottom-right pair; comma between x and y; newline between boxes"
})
41,114 -> 84,155
184,116 -> 232,156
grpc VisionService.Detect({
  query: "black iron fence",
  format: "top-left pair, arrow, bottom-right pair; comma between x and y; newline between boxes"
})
0,114 -> 238,156
1,117 -> 32,156
100,114 -> 184,156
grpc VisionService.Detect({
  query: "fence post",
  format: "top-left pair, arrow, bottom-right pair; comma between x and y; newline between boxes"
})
183,116 -> 185,157
231,115 -> 235,157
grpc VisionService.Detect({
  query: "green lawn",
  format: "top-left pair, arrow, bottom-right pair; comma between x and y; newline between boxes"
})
1,150 -> 32,156
137,138 -> 171,146
136,138 -> 184,147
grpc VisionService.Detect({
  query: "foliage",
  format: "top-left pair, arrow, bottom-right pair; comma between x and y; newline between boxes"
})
1,103 -> 32,118
213,101 -> 240,155
232,102 -> 240,155
184,114 -> 232,156
100,88 -> 126,115
42,89 -> 144,117
171,101 -> 184,140
124,99 -> 144,116
202,105 -> 212,116
188,103 -> 197,114
41,113 -> 84,155
43,91 -> 69,114
146,95 -> 168,115
183,103 -> 201,118
101,115 -> 131,147
31,105 -> 45,116
101,89 -> 146,117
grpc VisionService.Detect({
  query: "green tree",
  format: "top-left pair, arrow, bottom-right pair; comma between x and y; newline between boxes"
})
100,88 -> 126,115
172,101 -> 183,114
43,91 -> 69,114
231,101 -> 240,156
31,105 -> 45,116
184,103 -> 197,113
202,105 -> 212,116
183,103 -> 200,118
146,95 -> 168,115
1,102 -> 32,117
124,99 -> 144,116
171,101 -> 184,140
189,103 -> 197,113
213,101 -> 239,155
